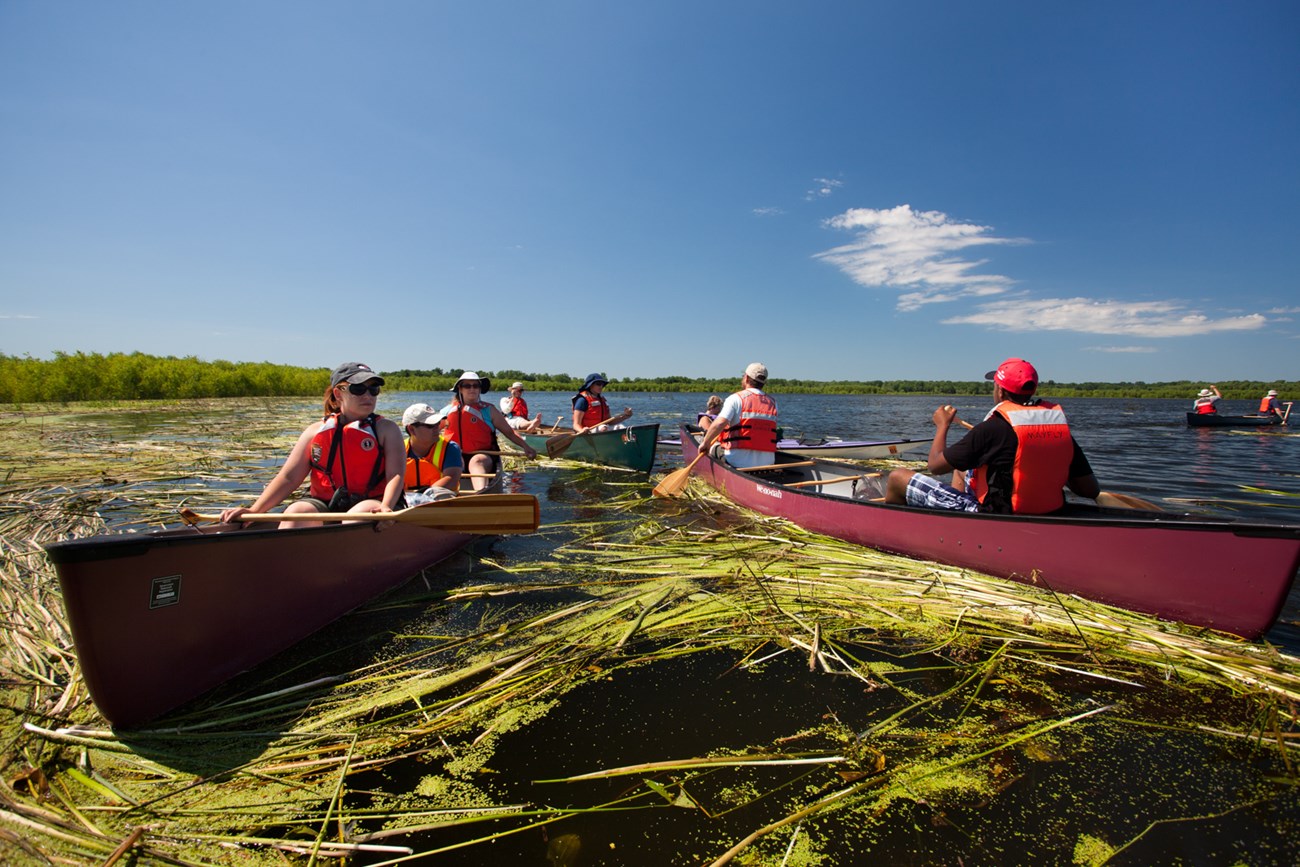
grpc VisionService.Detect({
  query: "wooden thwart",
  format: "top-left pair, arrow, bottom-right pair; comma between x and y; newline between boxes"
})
180,493 -> 540,534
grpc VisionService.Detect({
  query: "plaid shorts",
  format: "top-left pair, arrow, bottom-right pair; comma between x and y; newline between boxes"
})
905,472 -> 981,512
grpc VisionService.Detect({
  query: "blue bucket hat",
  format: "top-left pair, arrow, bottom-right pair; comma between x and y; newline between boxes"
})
581,372 -> 608,391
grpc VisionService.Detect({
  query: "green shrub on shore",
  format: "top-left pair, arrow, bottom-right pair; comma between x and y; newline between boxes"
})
2,352 -> 1296,403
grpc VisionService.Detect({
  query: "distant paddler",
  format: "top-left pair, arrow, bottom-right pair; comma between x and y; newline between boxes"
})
571,372 -> 633,433
220,361 -> 405,528
1192,384 -> 1222,415
1258,388 -> 1290,422
444,370 -> 537,491
696,362 -> 779,469
499,381 -> 545,432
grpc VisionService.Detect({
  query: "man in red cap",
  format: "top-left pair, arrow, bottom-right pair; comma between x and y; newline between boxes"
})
884,358 -> 1099,514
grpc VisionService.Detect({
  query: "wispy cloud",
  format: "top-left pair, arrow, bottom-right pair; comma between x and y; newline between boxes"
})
1267,306 -> 1300,314
752,206 -> 783,217
0,314 -> 37,320
814,205 -> 1023,311
945,298 -> 1267,337
804,177 -> 843,201
1084,345 -> 1159,354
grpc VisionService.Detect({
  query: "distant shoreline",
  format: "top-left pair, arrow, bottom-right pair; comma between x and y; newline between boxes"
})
2,352 -> 1296,404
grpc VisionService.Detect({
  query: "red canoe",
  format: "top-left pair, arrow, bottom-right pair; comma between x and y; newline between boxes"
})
45,496 -> 539,727
680,425 -> 1300,639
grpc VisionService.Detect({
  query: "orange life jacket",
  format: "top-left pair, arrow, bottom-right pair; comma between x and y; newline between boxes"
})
308,413 -> 388,501
1260,396 -> 1278,414
446,402 -> 498,453
969,400 -> 1073,515
404,435 -> 449,490
505,395 -> 530,419
720,389 -> 778,452
573,389 -> 610,427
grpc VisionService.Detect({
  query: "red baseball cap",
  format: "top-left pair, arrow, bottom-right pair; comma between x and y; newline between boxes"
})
985,358 -> 1038,395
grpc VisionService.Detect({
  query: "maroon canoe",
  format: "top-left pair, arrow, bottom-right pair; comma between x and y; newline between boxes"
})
680,425 -> 1300,639
45,497 -> 538,728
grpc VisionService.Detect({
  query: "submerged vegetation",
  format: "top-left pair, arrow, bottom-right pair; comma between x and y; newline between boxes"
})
4,351 -> 1298,404
1,401 -> 1299,864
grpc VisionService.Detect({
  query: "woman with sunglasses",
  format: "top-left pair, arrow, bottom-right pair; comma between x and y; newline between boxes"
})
220,362 -> 406,527
444,371 -> 537,491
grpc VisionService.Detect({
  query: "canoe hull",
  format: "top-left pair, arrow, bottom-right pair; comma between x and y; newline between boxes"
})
522,422 -> 660,473
1186,412 -> 1282,428
776,437 -> 930,461
681,426 -> 1300,638
46,521 -> 474,727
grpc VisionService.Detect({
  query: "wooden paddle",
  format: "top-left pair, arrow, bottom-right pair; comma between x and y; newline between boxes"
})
652,444 -> 711,498
736,460 -> 816,473
786,472 -> 881,489
950,413 -> 1163,511
546,410 -> 634,458
180,494 -> 540,534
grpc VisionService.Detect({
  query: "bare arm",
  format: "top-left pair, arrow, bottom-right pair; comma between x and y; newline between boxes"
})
925,405 -> 957,475
489,406 -> 537,458
220,424 -> 318,522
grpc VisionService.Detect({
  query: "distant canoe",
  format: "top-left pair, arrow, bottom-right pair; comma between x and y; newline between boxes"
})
519,422 -> 660,473
658,435 -> 930,461
777,437 -> 930,461
1186,412 -> 1283,428
45,494 -> 539,727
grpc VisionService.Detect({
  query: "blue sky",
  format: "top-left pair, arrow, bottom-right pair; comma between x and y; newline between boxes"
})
2,1 -> 1297,384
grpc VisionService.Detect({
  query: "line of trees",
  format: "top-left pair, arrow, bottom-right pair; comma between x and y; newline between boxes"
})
1,352 -> 1296,404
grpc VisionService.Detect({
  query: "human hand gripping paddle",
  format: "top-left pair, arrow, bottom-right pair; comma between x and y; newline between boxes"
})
948,409 -> 1162,512
181,494 -> 540,534
546,408 -> 634,458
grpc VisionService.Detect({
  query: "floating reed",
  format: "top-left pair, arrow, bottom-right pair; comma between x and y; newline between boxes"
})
2,400 -> 1298,864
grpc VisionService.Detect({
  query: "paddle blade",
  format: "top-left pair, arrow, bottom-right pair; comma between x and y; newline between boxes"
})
652,466 -> 693,498
546,433 -> 577,458
1096,491 -> 1163,512
401,493 -> 540,533
652,449 -> 708,498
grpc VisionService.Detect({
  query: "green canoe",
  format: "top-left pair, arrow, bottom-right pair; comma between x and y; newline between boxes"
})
519,422 -> 660,473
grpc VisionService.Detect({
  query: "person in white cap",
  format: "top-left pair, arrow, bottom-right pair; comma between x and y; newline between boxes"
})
445,371 -> 537,490
697,362 -> 778,469
885,357 -> 1098,515
401,403 -> 463,499
1192,385 -> 1222,415
499,382 -> 544,432
1258,388 -> 1286,420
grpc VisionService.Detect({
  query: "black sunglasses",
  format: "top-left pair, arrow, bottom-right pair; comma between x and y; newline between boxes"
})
344,383 -> 382,396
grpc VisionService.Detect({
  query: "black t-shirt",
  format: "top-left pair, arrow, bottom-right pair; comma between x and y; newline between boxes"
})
943,411 -> 1093,513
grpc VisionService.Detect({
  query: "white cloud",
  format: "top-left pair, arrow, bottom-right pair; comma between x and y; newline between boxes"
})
1084,345 -> 1159,354
814,204 -> 1024,310
1267,306 -> 1300,314
805,177 -> 843,200
752,207 -> 783,217
1,314 -> 37,320
944,298 -> 1267,337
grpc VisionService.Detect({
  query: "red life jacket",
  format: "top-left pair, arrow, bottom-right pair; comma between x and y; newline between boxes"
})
308,413 -> 388,501
447,401 -> 499,453
404,435 -> 449,490
720,389 -> 778,452
1193,397 -> 1217,414
506,395 -> 530,419
573,389 -> 610,427
969,400 -> 1073,515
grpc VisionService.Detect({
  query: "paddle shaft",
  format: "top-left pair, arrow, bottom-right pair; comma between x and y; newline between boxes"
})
181,494 -> 539,534
736,460 -> 817,473
785,473 -> 880,489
